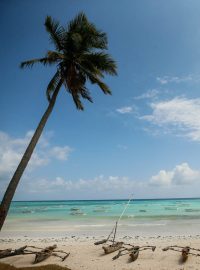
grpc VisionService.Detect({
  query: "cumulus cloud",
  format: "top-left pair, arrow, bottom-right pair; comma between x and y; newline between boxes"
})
150,170 -> 173,186
149,163 -> 200,186
6,163 -> 200,199
0,131 -> 72,181
27,175 -> 137,193
116,106 -> 133,114
141,97 -> 200,141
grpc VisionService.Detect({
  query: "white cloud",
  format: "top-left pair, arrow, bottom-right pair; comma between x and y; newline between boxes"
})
27,175 -> 137,193
156,74 -> 199,85
156,77 -> 169,85
150,170 -> 173,186
134,89 -> 159,100
116,106 -> 133,114
0,131 -> 72,180
141,97 -> 200,141
22,163 -> 200,198
50,146 -> 72,160
5,163 -> 200,199
149,163 -> 200,186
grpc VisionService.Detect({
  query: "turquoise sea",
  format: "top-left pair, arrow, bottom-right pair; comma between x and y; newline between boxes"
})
2,198 -> 200,237
8,198 -> 200,221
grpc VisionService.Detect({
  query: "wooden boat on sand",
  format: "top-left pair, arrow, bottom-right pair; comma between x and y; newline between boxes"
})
34,245 -> 57,264
102,242 -> 123,254
181,247 -> 190,262
129,247 -> 139,261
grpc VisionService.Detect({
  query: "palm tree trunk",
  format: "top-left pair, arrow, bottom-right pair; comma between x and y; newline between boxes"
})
0,84 -> 62,231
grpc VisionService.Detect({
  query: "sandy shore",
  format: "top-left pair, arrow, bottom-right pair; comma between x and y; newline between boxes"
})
1,235 -> 200,270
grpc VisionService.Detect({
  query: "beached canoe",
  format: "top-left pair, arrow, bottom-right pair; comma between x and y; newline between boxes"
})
0,249 -> 12,259
34,245 -> 57,264
102,242 -> 123,254
129,247 -> 139,261
181,247 -> 190,261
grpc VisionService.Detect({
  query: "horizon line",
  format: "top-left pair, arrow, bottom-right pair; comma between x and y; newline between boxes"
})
9,196 -> 200,202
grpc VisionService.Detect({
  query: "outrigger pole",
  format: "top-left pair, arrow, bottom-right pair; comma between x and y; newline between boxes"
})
94,194 -> 134,245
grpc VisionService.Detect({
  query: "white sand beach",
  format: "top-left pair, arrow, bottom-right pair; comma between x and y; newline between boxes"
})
1,232 -> 200,269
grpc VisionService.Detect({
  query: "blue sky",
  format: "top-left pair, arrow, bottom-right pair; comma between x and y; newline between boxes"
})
1,0 -> 200,200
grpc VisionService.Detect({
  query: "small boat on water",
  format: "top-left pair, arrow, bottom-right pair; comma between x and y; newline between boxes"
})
70,207 -> 80,211
22,210 -> 33,214
93,209 -> 106,213
70,211 -> 85,216
185,208 -> 200,212
164,207 -> 177,211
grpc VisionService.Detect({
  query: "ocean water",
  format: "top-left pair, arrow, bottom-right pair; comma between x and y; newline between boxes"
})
2,198 -> 200,237
8,198 -> 200,220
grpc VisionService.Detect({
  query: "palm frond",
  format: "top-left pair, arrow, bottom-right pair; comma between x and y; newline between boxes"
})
45,16 -> 65,51
92,78 -> 111,95
75,63 -> 112,95
46,50 -> 65,61
82,21 -> 108,50
75,59 -> 103,78
79,87 -> 93,103
71,91 -> 84,110
80,52 -> 117,75
46,71 -> 61,101
65,12 -> 108,53
67,12 -> 87,32
64,13 -> 87,53
86,72 -> 111,94
20,51 -> 64,69
20,12 -> 117,111
20,57 -> 57,68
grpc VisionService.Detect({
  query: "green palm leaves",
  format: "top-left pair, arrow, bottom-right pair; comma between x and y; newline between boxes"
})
20,12 -> 117,110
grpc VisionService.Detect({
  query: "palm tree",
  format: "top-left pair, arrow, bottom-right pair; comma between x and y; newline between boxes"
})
0,12 -> 117,230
